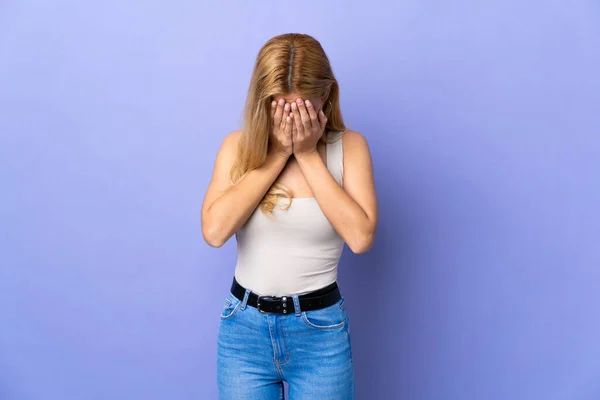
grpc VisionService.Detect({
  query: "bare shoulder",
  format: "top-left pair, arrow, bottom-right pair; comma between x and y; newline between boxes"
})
220,129 -> 243,153
209,129 -> 243,182
340,129 -> 377,221
212,129 -> 243,166
341,129 -> 374,186
342,130 -> 371,156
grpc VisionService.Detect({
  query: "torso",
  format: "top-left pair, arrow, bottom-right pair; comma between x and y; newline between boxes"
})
233,132 -> 345,296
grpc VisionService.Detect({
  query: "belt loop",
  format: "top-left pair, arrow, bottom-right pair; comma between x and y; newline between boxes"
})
241,289 -> 250,310
292,295 -> 301,316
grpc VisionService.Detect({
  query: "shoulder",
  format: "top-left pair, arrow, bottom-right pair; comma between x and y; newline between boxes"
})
211,130 -> 243,171
215,130 -> 243,158
341,130 -> 373,178
341,129 -> 367,143
222,129 -> 243,149
341,130 -> 371,155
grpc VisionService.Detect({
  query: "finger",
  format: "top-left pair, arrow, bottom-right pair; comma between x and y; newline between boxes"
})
290,112 -> 297,134
292,116 -> 301,144
281,103 -> 290,126
270,100 -> 277,120
296,98 -> 312,132
274,98 -> 285,125
290,101 -> 304,136
284,114 -> 292,139
289,108 -> 298,136
305,100 -> 319,132
318,109 -> 328,131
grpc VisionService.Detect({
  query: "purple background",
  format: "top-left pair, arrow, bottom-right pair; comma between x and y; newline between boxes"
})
1,1 -> 599,399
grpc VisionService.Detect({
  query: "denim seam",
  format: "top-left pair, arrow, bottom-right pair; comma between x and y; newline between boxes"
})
220,300 -> 241,320
266,316 -> 285,380
300,312 -> 346,330
276,322 -> 290,366
338,297 -> 345,311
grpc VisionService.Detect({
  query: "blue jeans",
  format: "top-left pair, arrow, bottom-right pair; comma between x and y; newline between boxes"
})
216,287 -> 355,399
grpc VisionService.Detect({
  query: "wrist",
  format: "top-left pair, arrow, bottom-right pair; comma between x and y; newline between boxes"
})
269,149 -> 291,164
294,149 -> 320,163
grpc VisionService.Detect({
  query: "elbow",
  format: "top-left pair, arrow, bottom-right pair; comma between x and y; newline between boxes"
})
349,240 -> 373,254
348,228 -> 376,254
202,222 -> 228,248
204,235 -> 226,248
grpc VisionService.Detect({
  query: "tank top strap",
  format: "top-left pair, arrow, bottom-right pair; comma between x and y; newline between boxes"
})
326,130 -> 345,187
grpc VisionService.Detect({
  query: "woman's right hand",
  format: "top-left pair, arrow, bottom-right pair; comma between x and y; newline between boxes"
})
269,98 -> 293,158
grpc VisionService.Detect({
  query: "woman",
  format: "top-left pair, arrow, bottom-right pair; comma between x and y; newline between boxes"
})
201,33 -> 378,399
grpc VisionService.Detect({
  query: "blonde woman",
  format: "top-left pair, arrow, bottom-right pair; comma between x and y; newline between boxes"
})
201,33 -> 378,399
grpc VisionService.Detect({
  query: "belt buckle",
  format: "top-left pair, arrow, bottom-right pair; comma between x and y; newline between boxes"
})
256,295 -> 289,314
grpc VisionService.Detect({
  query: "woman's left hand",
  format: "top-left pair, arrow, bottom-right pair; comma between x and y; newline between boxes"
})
290,98 -> 327,156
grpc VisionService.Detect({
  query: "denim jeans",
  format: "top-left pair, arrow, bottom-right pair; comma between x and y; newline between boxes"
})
216,286 -> 355,399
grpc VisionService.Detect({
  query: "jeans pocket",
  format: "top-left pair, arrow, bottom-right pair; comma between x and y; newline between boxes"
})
220,293 -> 242,320
301,298 -> 346,330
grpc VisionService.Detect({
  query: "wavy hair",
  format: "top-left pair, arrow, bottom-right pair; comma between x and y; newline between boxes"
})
231,33 -> 346,215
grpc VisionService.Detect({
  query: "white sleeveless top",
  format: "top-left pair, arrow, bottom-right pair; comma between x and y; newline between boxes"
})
233,132 -> 345,296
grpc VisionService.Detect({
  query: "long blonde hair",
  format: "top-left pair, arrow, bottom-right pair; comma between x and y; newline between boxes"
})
231,33 -> 347,215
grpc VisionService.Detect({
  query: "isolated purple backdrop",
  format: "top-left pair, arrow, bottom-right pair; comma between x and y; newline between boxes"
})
1,1 -> 599,399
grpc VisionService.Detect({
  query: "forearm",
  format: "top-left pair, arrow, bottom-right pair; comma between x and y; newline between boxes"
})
296,152 -> 375,253
203,152 -> 288,246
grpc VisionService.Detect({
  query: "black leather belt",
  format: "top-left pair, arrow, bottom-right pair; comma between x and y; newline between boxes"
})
230,276 -> 341,314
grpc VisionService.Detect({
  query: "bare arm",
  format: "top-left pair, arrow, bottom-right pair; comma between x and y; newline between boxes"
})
201,133 -> 288,247
201,100 -> 293,247
290,98 -> 378,253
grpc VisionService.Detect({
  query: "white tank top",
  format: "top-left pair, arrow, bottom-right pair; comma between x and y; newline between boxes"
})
233,132 -> 345,296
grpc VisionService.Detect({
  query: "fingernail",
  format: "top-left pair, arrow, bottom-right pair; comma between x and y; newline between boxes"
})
284,104 -> 290,111
305,100 -> 311,107
291,103 -> 297,110
271,101 -> 277,107
296,98 -> 303,105
278,99 -> 285,106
